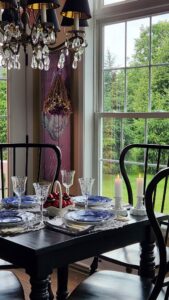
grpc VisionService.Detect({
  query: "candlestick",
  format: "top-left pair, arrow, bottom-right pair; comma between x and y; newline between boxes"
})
114,174 -> 122,198
130,175 -> 146,216
136,174 -> 143,197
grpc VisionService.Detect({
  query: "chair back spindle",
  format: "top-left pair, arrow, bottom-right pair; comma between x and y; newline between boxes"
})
0,143 -> 62,198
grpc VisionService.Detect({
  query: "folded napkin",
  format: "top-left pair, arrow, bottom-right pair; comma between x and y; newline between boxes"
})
45,218 -> 94,236
0,221 -> 44,236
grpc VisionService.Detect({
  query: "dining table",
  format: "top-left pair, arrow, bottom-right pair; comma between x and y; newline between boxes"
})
0,211 -> 168,300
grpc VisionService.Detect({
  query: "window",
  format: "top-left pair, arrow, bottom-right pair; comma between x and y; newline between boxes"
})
0,67 -> 8,196
104,0 -> 128,5
95,1 -> 169,206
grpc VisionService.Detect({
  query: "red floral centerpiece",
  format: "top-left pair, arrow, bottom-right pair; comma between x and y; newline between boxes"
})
44,192 -> 73,209
44,180 -> 74,217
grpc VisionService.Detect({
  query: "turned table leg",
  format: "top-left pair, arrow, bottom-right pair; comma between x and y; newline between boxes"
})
29,275 -> 51,300
57,266 -> 69,300
139,227 -> 156,279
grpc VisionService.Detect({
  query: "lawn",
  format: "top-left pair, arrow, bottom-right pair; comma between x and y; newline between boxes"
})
102,174 -> 169,213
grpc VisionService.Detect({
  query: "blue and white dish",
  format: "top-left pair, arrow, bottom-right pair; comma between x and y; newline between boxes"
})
2,195 -> 38,208
0,210 -> 35,227
72,195 -> 112,207
0,210 -> 24,227
64,209 -> 115,225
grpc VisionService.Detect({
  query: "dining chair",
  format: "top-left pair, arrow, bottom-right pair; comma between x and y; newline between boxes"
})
90,144 -> 169,275
0,270 -> 25,299
67,167 -> 169,300
0,142 -> 61,271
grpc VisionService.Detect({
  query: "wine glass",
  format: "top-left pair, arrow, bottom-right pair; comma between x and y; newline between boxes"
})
33,182 -> 51,224
61,170 -> 75,196
11,176 -> 27,210
78,178 -> 95,210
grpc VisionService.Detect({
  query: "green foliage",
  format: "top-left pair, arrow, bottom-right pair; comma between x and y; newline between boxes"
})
0,79 -> 7,143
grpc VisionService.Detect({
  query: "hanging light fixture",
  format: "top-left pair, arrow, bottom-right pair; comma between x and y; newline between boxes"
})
0,0 -> 91,71
57,0 -> 91,70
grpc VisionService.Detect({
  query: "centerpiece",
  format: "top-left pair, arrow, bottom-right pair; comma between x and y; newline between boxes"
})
44,180 -> 74,217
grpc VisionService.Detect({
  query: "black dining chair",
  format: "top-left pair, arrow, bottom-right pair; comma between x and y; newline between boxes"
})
0,270 -> 25,299
67,167 -> 169,300
90,144 -> 169,275
0,142 -> 61,271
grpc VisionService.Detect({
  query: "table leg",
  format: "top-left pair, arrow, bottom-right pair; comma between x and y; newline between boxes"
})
56,266 -> 69,300
139,227 -> 156,279
29,275 -> 51,300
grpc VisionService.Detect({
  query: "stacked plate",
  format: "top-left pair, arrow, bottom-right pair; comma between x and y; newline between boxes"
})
72,195 -> 112,208
64,209 -> 115,225
0,210 -> 35,228
2,195 -> 38,209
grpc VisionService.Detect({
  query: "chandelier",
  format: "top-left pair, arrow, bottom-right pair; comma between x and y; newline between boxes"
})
0,0 -> 91,71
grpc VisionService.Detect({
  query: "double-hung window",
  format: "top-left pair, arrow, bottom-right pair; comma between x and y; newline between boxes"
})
94,0 -> 169,202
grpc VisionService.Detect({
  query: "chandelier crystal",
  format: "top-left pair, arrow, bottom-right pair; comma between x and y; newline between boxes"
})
0,0 -> 91,71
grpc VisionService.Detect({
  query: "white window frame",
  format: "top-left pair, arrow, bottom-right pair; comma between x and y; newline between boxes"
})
93,0 -> 169,195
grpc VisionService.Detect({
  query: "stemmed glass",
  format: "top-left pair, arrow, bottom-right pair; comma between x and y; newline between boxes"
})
78,178 -> 95,210
61,170 -> 75,196
33,182 -> 51,224
11,176 -> 27,210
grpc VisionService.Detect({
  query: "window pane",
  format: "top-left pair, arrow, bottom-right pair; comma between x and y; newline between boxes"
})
104,0 -> 126,4
151,66 -> 169,112
147,118 -> 169,144
104,23 -> 125,68
103,70 -> 125,112
0,67 -> 7,80
152,14 -> 169,65
127,18 -> 149,66
0,81 -> 7,115
127,68 -> 149,112
102,118 -> 123,161
102,163 -> 121,198
123,118 -> 145,146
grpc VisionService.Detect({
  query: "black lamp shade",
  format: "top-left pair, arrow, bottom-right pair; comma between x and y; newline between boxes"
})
0,0 -> 17,9
27,0 -> 60,9
2,8 -> 19,23
61,0 -> 91,20
47,9 -> 60,31
61,16 -> 88,27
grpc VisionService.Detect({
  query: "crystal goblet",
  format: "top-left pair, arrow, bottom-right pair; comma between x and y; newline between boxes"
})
33,182 -> 51,224
78,178 -> 95,210
11,176 -> 27,210
61,170 -> 75,196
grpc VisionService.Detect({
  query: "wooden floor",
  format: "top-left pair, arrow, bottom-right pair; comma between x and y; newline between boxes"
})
13,266 -> 87,300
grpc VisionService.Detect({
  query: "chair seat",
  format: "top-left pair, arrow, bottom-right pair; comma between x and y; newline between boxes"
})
0,270 -> 25,300
0,259 -> 18,269
68,270 -> 165,300
99,244 -> 169,270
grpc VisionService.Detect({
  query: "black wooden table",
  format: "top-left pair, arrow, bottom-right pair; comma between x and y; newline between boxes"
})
0,212 -> 167,300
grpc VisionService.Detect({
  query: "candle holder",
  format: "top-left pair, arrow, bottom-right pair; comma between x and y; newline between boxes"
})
114,196 -> 128,217
130,195 -> 147,216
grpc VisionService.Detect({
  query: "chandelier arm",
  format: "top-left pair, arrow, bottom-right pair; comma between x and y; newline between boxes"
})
48,35 -> 85,52
4,43 -> 20,55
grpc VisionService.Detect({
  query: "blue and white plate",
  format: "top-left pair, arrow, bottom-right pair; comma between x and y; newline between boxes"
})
64,209 -> 115,225
0,210 -> 24,227
2,195 -> 38,208
0,210 -> 35,227
72,195 -> 112,207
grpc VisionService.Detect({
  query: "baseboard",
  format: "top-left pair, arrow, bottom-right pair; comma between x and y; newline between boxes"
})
70,262 -> 90,275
